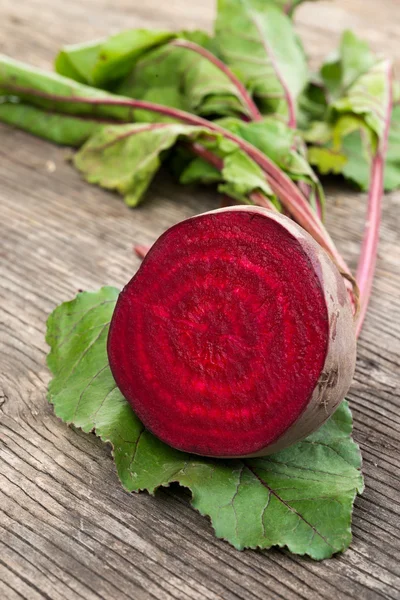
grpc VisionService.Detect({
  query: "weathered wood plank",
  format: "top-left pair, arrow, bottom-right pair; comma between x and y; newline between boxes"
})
1,1 -> 400,599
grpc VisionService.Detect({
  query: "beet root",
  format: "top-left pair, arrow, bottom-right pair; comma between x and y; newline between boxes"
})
108,207 -> 356,458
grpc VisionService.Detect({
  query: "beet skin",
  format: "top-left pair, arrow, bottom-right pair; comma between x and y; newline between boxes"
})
108,207 -> 356,457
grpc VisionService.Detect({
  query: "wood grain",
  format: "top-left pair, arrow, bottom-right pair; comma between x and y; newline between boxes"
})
0,1 -> 399,598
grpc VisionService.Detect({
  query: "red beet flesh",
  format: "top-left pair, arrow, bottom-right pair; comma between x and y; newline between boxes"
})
108,207 -> 356,457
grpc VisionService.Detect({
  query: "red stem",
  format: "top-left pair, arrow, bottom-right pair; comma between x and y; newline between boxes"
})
119,97 -> 330,249
171,39 -> 263,122
299,181 -> 323,220
134,245 -> 150,259
315,190 -> 323,221
3,84 -> 352,288
189,142 -> 224,170
2,87 -> 315,222
162,44 -> 324,222
283,2 -> 293,15
250,191 -> 278,211
355,62 -> 393,337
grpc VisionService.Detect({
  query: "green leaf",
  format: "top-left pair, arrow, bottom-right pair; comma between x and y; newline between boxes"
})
73,123 -> 189,207
215,0 -> 308,122
220,150 -> 273,202
0,54 -> 225,132
47,288 -> 364,560
116,39 -> 247,119
306,116 -> 373,184
338,31 -> 376,93
311,106 -> 400,191
306,99 -> 399,192
55,29 -> 246,120
0,56 -> 274,205
298,81 -> 329,130
180,157 -> 222,185
332,59 -> 391,140
179,30 -> 218,51
73,122 -> 273,206
220,117 -> 322,181
308,146 -> 347,176
0,101 -> 103,146
0,54 -> 136,121
55,29 -> 175,87
0,54 -> 193,126
320,30 -> 376,101
181,117 -> 324,212
302,32 -> 395,189
340,131 -> 372,189
314,31 -> 390,140
307,114 -> 375,178
302,119 -> 332,145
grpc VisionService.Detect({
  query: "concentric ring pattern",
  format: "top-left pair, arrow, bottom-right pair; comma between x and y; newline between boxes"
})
108,210 -> 329,457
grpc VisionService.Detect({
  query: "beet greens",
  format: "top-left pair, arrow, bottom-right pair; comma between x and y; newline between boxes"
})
0,2 -> 393,332
0,0 -> 395,558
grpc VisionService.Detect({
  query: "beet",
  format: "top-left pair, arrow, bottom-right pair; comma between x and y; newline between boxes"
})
108,207 -> 356,457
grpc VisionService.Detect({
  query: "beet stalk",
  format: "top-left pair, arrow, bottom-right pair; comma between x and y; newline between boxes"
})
355,61 -> 393,336
109,207 -> 356,458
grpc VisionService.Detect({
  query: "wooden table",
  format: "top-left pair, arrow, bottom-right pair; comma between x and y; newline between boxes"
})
1,1 -> 399,598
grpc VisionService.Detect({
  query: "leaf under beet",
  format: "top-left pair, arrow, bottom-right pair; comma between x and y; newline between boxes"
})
108,207 -> 357,457
46,285 -> 363,559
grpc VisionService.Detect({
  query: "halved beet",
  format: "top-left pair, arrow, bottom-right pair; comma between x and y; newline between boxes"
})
108,207 -> 356,457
